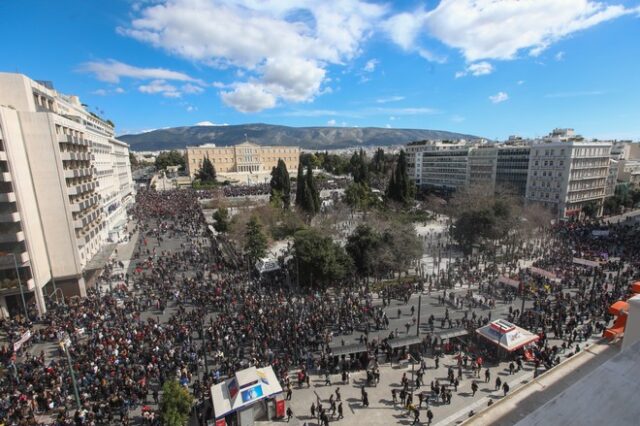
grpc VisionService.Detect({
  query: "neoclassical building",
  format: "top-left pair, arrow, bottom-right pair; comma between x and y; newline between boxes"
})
186,142 -> 300,178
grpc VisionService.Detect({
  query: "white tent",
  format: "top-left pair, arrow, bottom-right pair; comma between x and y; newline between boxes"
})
476,319 -> 539,352
211,366 -> 283,419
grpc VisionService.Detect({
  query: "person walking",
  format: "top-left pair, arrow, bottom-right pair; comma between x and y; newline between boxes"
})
485,368 -> 491,383
471,381 -> 478,397
310,403 -> 315,418
495,376 -> 502,391
427,409 -> 434,425
335,387 -> 341,402
412,407 -> 421,425
392,389 -> 397,405
286,407 -> 293,422
337,402 -> 344,420
362,390 -> 369,407
502,382 -> 510,396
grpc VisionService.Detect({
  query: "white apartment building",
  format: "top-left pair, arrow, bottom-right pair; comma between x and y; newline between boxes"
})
0,73 -> 134,317
406,140 -> 471,191
525,137 -> 612,218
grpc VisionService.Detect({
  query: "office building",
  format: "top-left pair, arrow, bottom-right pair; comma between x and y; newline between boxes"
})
495,145 -> 531,197
0,73 -> 134,317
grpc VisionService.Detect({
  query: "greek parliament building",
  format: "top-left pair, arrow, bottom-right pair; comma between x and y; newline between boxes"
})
186,142 -> 300,180
406,129 -> 635,219
0,73 -> 134,318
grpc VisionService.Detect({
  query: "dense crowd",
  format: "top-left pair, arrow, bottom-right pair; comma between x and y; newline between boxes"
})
1,187 -> 638,425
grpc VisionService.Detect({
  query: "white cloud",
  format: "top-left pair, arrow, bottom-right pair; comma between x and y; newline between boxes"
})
517,80 -> 525,85
91,89 -> 108,96
79,59 -> 201,83
114,87 -> 125,93
138,79 -> 181,97
376,95 -> 405,103
385,123 -> 392,128
384,0 -> 638,62
489,91 -> 509,104
327,119 -> 337,126
555,51 -> 566,61
382,12 -> 446,63
455,61 -> 494,78
195,121 -> 229,126
182,83 -> 204,94
221,82 -> 277,113
91,87 -> 126,96
121,0 -> 388,112
363,59 -> 379,72
451,115 -> 465,123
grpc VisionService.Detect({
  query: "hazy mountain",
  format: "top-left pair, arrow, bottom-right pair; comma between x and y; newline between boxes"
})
119,123 -> 482,151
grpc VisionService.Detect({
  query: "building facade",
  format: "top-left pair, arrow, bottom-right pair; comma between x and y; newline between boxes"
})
0,73 -> 134,317
186,142 -> 300,179
525,139 -> 612,218
406,140 -> 471,191
495,145 -> 531,197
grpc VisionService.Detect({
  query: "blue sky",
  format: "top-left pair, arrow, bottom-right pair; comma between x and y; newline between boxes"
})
1,0 -> 639,140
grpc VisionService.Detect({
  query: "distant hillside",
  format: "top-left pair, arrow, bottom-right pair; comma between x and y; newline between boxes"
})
119,123 -> 482,151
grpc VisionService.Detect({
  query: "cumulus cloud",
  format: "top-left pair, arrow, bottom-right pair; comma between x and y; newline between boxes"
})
384,0 -> 638,62
383,12 -> 446,63
221,82 -> 277,113
327,119 -> 337,126
489,91 -> 509,104
455,61 -> 494,78
195,121 -> 229,126
120,0 -> 388,112
555,51 -> 566,61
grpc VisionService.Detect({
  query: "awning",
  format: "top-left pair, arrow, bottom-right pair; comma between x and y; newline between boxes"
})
476,319 -> 539,352
436,328 -> 469,340
388,335 -> 423,349
329,343 -> 368,357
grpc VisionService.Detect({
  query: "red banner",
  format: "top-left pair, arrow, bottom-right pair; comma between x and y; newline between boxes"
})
275,399 -> 286,418
215,419 -> 226,426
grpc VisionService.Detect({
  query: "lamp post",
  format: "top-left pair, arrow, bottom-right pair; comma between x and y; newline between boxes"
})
0,252 -> 29,320
59,336 -> 82,411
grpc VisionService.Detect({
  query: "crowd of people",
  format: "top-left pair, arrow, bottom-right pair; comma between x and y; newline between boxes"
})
0,187 -> 638,425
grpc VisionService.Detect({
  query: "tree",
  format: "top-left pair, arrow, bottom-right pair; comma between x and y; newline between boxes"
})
370,148 -> 386,174
295,162 -> 306,209
196,157 -> 217,183
270,159 -> 291,208
213,207 -> 230,233
301,164 -> 320,215
160,380 -> 194,426
155,150 -> 186,171
350,149 -> 369,184
451,209 -> 497,256
245,216 -> 267,262
346,224 -> 381,278
386,150 -> 413,204
293,228 -> 352,288
344,182 -> 374,215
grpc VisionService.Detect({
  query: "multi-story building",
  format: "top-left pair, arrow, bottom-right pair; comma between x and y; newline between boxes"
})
406,140 -> 471,191
468,146 -> 497,191
495,145 -> 531,197
0,73 -> 134,317
185,142 -> 299,180
525,136 -> 611,218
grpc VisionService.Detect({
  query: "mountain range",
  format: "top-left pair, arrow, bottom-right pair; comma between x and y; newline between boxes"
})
119,123 -> 481,151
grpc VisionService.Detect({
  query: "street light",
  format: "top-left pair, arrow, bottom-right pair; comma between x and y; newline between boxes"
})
59,335 -> 82,411
0,252 -> 29,320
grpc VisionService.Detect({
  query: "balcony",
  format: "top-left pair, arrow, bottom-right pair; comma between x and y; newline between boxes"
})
0,152 -> 6,162
64,167 -> 93,179
0,251 -> 29,269
0,231 -> 24,243
0,211 -> 20,222
57,134 -> 88,147
70,193 -> 99,212
0,172 -> 11,182
0,277 -> 35,292
0,192 -> 16,203
60,151 -> 91,161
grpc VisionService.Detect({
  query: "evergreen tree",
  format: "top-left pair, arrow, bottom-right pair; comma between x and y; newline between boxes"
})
269,159 -> 291,208
350,149 -> 369,184
306,164 -> 320,214
245,216 -> 267,262
387,150 -> 412,204
196,157 -> 217,183
212,207 -> 230,233
295,162 -> 306,208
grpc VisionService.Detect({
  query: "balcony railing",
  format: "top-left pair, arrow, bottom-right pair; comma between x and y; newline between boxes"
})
0,231 -> 24,243
0,192 -> 16,203
0,211 -> 20,222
